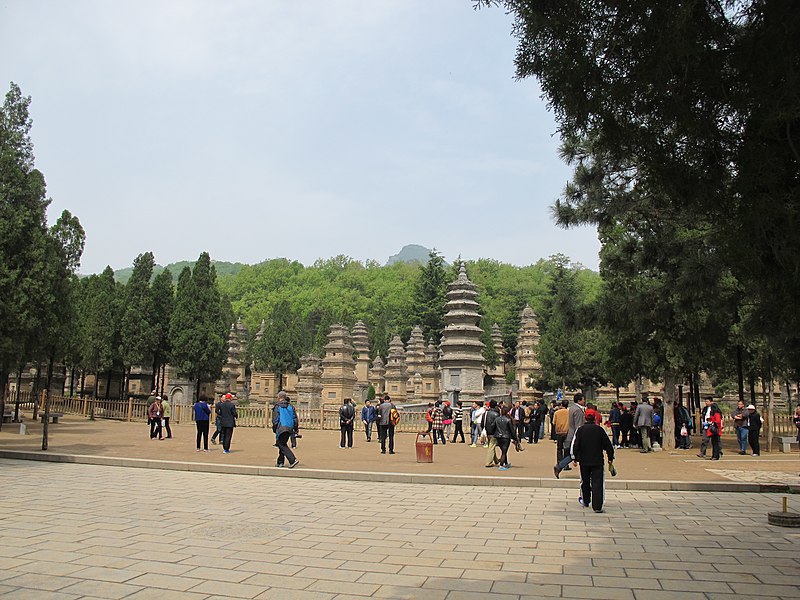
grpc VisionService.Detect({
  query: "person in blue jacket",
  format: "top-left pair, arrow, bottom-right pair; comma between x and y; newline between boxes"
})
194,398 -> 212,452
361,399 -> 376,442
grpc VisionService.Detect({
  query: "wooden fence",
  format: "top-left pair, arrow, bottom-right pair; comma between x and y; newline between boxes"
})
5,390 -> 796,438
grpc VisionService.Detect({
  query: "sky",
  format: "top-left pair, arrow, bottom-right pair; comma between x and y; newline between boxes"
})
0,0 -> 601,274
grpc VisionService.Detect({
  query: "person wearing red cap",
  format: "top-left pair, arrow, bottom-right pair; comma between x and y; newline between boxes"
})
215,393 -> 238,453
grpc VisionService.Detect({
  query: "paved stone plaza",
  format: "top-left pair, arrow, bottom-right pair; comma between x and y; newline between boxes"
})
0,459 -> 798,600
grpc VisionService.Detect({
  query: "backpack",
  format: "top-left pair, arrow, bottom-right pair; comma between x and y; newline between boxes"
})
278,404 -> 295,428
390,407 -> 401,426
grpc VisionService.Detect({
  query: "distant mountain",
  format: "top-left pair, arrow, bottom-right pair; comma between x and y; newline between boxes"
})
113,260 -> 246,283
386,244 -> 440,266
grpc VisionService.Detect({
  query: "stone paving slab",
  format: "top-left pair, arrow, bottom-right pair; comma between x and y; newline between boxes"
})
1,459 -> 799,600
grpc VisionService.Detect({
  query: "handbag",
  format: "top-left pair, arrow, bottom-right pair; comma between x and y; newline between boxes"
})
680,424 -> 688,437
709,422 -> 719,435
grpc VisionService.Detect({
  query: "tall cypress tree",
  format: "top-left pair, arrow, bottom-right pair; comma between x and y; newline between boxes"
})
169,253 -> 228,400
119,252 -> 156,396
412,250 -> 448,344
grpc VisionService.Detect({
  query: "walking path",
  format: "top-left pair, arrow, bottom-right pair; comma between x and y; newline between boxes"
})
1,415 -> 798,491
0,459 -> 798,600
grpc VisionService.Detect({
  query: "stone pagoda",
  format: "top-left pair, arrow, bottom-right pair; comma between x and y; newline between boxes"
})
295,353 -> 323,409
383,335 -> 409,401
321,324 -> 358,404
368,355 -> 386,394
438,264 -> 485,403
217,317 -> 250,398
351,320 -> 371,402
404,326 -> 426,401
421,342 -> 440,403
515,304 -> 542,404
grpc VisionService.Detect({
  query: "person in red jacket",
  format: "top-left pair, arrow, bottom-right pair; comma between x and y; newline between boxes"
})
706,402 -> 723,460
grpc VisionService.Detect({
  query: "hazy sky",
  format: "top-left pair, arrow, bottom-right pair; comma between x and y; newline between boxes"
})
1,0 -> 600,274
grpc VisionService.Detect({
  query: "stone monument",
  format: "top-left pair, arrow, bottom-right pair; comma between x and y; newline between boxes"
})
320,324 -> 357,404
351,320 -> 371,402
295,353 -> 323,409
383,335 -> 409,401
515,304 -> 542,404
438,264 -> 485,403
368,355 -> 386,394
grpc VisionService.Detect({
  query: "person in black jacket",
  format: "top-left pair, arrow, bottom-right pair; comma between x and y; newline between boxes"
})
493,405 -> 519,471
571,412 -> 615,513
339,398 -> 355,449
215,393 -> 238,454
482,400 -> 500,468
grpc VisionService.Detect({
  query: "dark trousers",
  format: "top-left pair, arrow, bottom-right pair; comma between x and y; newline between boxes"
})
150,418 -> 162,439
515,421 -> 525,442
379,423 -> 395,453
451,421 -> 465,443
163,417 -> 172,438
579,463 -> 605,511
710,433 -> 721,459
340,423 -> 354,448
211,423 -> 221,442
748,429 -> 760,455
195,420 -> 209,450
497,438 -> 511,466
611,425 -> 620,447
221,427 -> 234,451
620,427 -> 630,447
533,420 -> 542,443
364,421 -> 373,441
556,433 -> 567,463
432,428 -> 446,444
276,430 -> 296,465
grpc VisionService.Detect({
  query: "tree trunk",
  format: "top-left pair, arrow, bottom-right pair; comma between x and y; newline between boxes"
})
123,366 -> 131,399
151,354 -> 159,395
42,354 -> 55,451
736,344 -> 745,404
90,374 -> 98,420
766,361 -> 774,453
195,376 -> 201,403
161,364 -> 166,396
0,366 -> 7,433
14,368 -> 23,422
79,369 -> 85,398
662,371 -> 678,451
32,363 -> 41,420
69,366 -> 75,397
749,372 -> 757,405
105,369 -> 112,400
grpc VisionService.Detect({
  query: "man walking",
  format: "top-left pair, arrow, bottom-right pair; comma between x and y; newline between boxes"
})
553,393 -> 585,477
377,394 -> 396,454
633,398 -> 654,453
572,412 -> 615,513
339,398 -> 355,449
552,399 -> 570,468
216,393 -> 237,454
451,400 -> 465,443
361,399 -> 375,442
272,391 -> 299,468
482,400 -> 500,468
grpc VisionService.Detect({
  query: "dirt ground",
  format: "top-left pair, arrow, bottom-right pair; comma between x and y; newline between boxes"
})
1,411 -> 797,484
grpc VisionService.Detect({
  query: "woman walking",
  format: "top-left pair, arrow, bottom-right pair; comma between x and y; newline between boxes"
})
493,405 -> 519,471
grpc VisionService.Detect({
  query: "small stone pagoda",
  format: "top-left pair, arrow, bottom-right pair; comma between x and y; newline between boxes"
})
515,304 -> 542,404
383,335 -> 409,401
405,326 -> 426,400
438,264 -> 485,403
295,353 -> 323,409
216,317 -> 250,398
368,355 -> 386,394
351,320 -> 371,401
320,324 -> 357,404
421,342 -> 441,402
